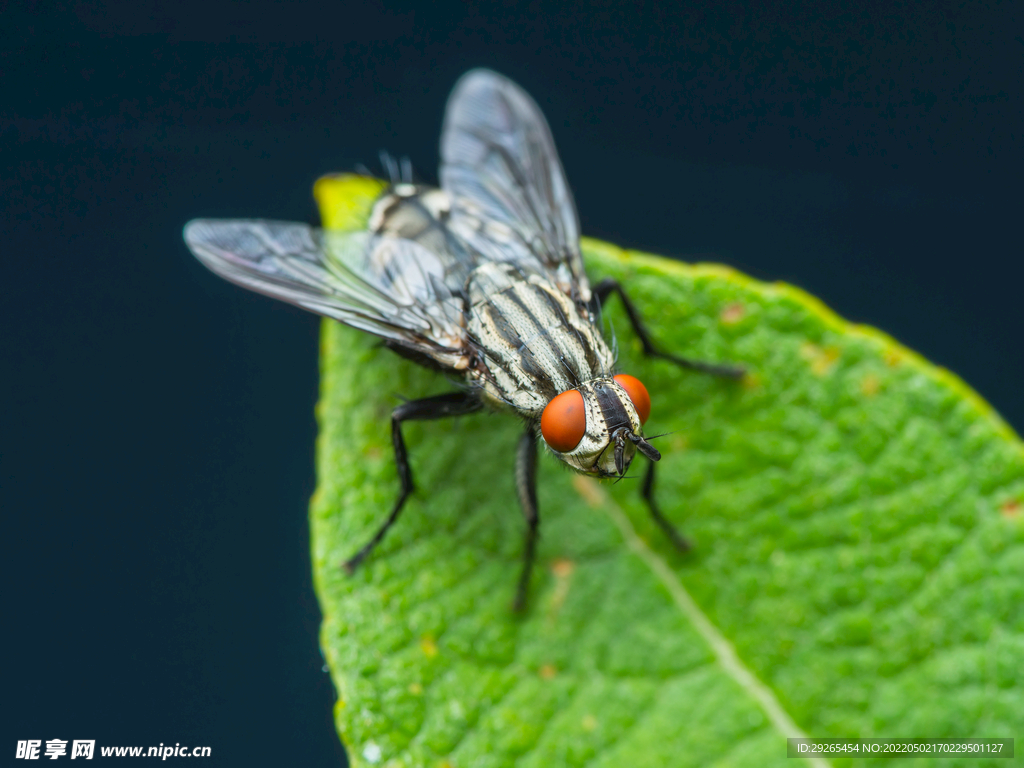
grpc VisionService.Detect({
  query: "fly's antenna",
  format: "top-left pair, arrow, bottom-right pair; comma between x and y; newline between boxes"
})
624,430 -> 661,462
400,156 -> 414,184
636,438 -> 661,462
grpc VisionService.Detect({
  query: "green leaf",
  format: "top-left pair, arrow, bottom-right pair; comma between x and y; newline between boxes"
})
311,176 -> 1024,767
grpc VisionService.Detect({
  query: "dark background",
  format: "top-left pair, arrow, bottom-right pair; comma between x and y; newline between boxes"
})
3,1 -> 1021,765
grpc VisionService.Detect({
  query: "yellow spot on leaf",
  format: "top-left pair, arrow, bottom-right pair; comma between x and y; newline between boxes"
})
551,558 -> 575,577
720,302 -> 745,324
539,664 -> 557,680
408,682 -> 423,695
420,635 -> 438,658
669,433 -> 688,452
800,342 -> 840,376
581,714 -> 598,732
861,373 -> 882,397
883,349 -> 903,367
1001,500 -> 1021,519
741,371 -> 763,390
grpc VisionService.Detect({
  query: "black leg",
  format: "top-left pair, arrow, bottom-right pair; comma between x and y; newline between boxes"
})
513,426 -> 540,611
343,391 -> 482,572
593,277 -> 744,378
641,460 -> 691,552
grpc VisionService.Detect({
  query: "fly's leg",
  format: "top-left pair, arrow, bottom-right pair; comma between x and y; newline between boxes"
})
592,277 -> 744,378
513,426 -> 540,612
642,460 -> 691,552
343,391 -> 482,573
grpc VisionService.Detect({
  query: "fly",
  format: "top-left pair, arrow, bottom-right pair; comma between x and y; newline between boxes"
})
184,69 -> 743,610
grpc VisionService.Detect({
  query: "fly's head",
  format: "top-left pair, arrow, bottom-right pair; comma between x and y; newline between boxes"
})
539,375 -> 661,478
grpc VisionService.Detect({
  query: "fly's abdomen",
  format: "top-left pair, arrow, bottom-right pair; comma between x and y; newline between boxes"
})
466,262 -> 613,415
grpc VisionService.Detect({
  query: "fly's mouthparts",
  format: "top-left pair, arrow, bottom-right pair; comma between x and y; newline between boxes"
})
613,432 -> 626,475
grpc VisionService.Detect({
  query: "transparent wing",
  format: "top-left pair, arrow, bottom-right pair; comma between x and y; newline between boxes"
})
439,69 -> 590,301
184,219 -> 470,369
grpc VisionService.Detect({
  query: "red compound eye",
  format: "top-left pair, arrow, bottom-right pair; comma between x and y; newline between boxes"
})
540,389 -> 586,452
613,374 -> 651,424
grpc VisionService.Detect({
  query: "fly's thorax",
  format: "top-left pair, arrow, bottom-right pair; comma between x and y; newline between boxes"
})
465,262 -> 614,414
544,377 -> 643,477
369,185 -> 451,237
368,185 -> 461,262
